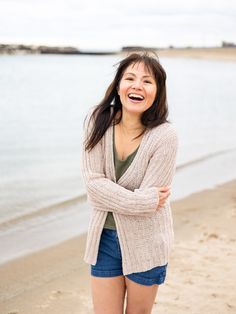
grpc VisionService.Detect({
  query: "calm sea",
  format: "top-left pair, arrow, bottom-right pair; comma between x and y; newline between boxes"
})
1,54 -> 236,263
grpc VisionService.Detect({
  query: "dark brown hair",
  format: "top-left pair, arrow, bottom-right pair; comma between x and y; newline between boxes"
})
85,51 -> 168,151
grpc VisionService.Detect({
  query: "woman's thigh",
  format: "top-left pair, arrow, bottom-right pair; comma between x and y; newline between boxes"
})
125,276 -> 158,314
91,275 -> 126,314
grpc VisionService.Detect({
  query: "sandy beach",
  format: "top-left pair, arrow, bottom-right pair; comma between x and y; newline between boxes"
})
120,47 -> 236,62
157,47 -> 236,62
1,179 -> 235,314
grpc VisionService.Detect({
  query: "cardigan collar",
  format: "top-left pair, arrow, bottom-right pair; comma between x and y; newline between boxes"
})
106,124 -> 150,186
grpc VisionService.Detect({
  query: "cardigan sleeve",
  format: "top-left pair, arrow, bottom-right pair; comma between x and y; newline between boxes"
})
81,111 -> 159,216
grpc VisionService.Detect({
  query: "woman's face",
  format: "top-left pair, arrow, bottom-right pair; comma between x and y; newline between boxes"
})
117,62 -> 157,116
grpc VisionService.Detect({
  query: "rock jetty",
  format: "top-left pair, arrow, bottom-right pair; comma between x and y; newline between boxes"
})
0,44 -> 117,55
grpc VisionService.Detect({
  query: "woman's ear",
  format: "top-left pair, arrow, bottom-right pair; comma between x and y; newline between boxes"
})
117,85 -> 120,95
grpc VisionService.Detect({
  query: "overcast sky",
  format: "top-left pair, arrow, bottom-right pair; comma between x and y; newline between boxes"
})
0,0 -> 235,50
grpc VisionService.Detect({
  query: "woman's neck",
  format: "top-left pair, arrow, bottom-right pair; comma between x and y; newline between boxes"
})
119,111 -> 145,136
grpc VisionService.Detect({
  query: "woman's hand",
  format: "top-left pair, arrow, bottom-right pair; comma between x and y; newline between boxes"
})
157,186 -> 171,209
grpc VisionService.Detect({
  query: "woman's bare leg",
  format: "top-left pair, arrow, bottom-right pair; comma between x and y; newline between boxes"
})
125,277 -> 159,314
91,275 -> 126,314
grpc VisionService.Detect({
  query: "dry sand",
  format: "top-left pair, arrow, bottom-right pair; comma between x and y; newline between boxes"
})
0,179 -> 236,314
121,47 -> 236,62
156,47 -> 236,62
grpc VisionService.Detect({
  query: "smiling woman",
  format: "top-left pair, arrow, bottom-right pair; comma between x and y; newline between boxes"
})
113,62 -> 158,161
81,51 -> 178,314
117,62 -> 157,116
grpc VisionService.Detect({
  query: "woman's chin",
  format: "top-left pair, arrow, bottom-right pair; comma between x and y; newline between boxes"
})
123,105 -> 147,116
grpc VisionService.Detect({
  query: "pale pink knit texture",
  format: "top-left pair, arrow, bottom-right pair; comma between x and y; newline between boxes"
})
81,110 -> 178,275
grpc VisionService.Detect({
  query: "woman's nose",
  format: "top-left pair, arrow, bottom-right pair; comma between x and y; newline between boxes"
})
132,79 -> 142,89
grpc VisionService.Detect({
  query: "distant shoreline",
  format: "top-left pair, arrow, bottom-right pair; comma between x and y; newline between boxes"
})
0,44 -> 236,61
0,44 -> 117,56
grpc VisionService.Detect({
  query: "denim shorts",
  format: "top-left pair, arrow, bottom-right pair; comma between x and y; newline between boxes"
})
91,228 -> 167,286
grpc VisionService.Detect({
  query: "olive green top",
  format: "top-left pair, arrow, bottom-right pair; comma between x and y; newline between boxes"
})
103,126 -> 139,230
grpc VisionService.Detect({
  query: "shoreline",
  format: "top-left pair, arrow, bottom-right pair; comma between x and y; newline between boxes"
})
1,147 -> 236,265
1,179 -> 236,313
1,146 -> 236,268
0,44 -> 236,62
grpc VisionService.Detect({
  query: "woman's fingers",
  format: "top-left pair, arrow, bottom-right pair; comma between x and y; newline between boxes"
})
158,186 -> 170,193
157,187 -> 171,209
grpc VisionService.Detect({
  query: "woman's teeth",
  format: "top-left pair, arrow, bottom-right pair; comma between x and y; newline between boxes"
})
128,93 -> 144,101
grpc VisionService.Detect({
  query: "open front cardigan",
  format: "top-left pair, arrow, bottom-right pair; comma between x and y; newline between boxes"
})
81,110 -> 178,275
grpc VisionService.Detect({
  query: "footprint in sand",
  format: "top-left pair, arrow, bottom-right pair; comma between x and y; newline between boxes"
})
226,303 -> 235,309
198,232 -> 219,243
207,233 -> 219,239
49,289 -> 77,300
201,232 -> 220,240
36,290 -> 78,309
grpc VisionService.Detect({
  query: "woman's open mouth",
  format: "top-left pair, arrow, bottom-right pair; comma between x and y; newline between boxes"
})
128,93 -> 145,102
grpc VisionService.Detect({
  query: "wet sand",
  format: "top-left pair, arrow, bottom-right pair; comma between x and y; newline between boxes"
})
1,179 -> 236,314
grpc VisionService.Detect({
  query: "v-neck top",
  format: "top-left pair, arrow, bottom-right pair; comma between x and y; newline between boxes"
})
104,125 -> 139,230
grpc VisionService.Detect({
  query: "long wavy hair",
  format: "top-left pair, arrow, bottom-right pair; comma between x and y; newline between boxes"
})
85,51 -> 168,151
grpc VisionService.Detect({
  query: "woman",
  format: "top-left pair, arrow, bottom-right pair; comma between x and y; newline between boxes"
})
82,51 -> 178,314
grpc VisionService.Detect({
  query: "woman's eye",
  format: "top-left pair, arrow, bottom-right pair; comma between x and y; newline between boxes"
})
125,77 -> 133,81
144,80 -> 152,84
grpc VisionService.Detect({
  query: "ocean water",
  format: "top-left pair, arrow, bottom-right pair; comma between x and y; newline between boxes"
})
1,54 -> 236,264
0,55 -> 116,224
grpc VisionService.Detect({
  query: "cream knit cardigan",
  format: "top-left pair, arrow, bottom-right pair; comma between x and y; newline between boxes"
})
81,109 -> 178,275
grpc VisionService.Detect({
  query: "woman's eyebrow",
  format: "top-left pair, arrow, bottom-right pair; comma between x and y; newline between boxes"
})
124,72 -> 153,78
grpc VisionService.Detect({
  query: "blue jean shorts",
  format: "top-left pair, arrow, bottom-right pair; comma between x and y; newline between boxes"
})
91,228 -> 167,286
